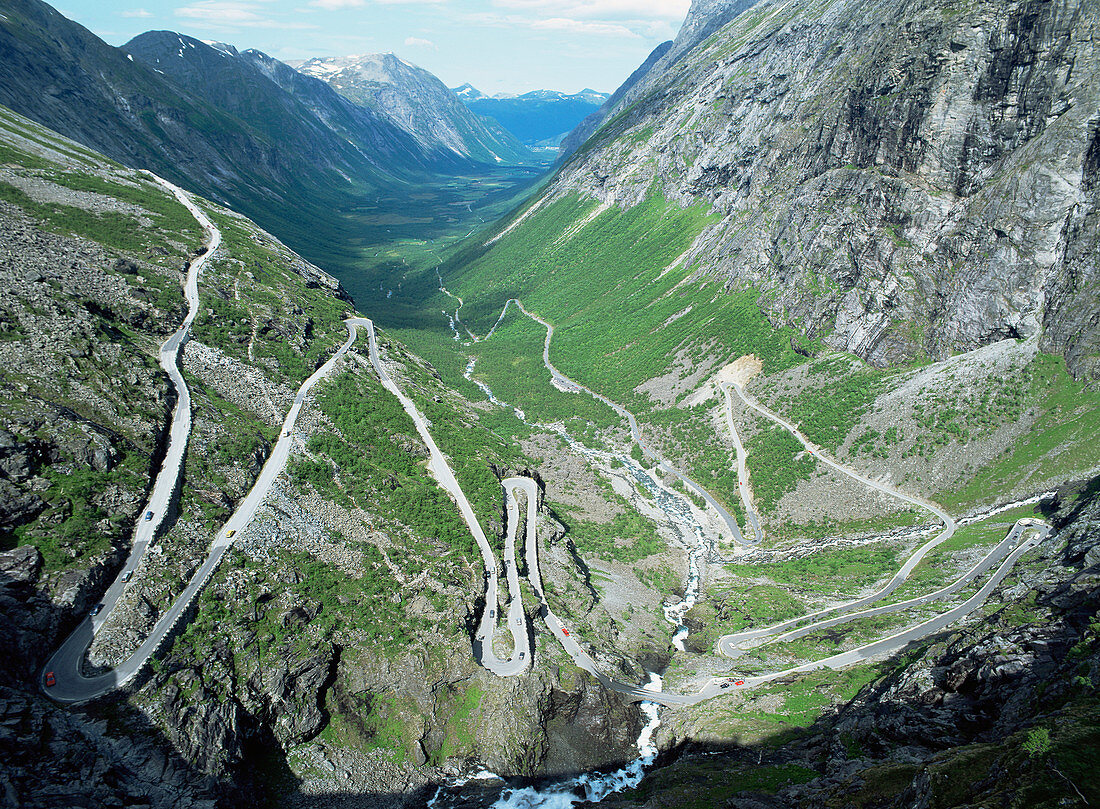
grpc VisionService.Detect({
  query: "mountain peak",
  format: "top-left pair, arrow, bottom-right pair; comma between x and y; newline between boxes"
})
203,40 -> 239,58
295,54 -> 532,164
452,82 -> 484,99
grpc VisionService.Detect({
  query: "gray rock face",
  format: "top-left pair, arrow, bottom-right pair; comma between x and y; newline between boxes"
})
667,0 -> 762,64
558,0 -> 760,159
0,545 -> 41,587
0,686 -> 225,809
548,0 -> 1100,377
254,647 -> 335,746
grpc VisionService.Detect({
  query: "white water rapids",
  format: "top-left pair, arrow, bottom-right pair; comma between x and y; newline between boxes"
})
440,359 -> 710,806
427,675 -> 664,809
429,282 -> 715,805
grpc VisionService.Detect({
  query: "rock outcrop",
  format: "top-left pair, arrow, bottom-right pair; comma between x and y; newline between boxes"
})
551,0 -> 1100,378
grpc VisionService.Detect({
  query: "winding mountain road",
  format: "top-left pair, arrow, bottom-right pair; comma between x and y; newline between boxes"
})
44,317 -> 364,702
726,518 -> 1046,653
720,384 -> 764,544
43,194 -> 1051,711
42,181 -> 365,703
499,476 -> 1046,706
713,382 -> 960,655
481,299 -> 753,547
41,175 -> 217,702
437,293 -> 1049,705
355,320 -> 529,676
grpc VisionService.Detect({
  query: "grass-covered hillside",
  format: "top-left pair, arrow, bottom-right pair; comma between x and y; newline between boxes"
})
387,182 -> 1099,550
0,103 -> 653,805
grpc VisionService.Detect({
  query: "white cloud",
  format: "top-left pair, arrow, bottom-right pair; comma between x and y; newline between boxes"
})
122,8 -> 154,17
308,0 -> 362,8
175,0 -> 316,28
530,17 -> 638,37
493,0 -> 689,20
404,36 -> 436,48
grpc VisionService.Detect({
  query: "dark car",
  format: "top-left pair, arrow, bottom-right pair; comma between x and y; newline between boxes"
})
144,511 -> 154,521
44,671 -> 56,687
90,603 -> 103,616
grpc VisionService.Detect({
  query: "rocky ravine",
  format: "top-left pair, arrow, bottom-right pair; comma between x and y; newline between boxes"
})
551,0 -> 1100,379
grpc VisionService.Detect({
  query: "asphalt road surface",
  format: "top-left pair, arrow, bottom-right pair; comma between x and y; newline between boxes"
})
42,176 -> 219,702
503,299 -> 754,547
714,382 -> 960,654
357,319 -> 528,676
44,242 -> 1053,709
720,384 -> 764,544
426,293 -> 1052,706
42,290 -> 365,704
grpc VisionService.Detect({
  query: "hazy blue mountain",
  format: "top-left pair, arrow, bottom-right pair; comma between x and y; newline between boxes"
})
451,85 -> 610,147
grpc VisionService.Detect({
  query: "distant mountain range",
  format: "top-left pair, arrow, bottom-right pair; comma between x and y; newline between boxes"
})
450,85 -> 609,147
0,0 -> 541,275
292,54 -> 532,165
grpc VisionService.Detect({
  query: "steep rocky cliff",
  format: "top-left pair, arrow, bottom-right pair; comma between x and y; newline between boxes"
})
550,0 -> 1100,378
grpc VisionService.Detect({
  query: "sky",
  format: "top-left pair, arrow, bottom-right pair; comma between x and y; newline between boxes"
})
54,0 -> 691,95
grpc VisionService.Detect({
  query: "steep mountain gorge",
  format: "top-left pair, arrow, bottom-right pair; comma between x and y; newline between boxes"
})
548,0 -> 1100,379
294,54 -> 533,166
0,107 -> 640,807
2,0 -> 1099,805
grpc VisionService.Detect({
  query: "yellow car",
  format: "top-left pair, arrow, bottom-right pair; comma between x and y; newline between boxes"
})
226,529 -> 236,538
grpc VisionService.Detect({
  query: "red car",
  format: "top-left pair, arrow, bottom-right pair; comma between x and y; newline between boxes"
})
562,628 -> 570,636
44,672 -> 56,688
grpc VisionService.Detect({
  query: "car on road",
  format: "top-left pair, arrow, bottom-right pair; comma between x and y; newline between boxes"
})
44,672 -> 56,688
519,652 -> 525,660
562,628 -> 570,636
226,529 -> 236,538
121,571 -> 132,583
144,511 -> 154,521
90,603 -> 103,616
489,609 -> 495,618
